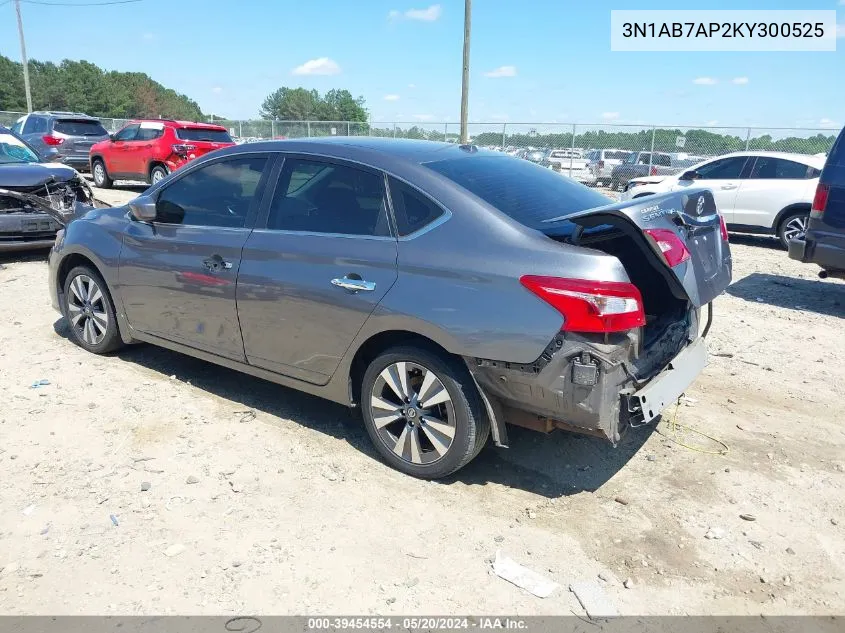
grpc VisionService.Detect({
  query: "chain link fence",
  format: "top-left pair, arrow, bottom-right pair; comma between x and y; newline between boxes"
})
1,110 -> 837,167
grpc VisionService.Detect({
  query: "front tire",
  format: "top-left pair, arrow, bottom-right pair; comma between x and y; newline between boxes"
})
63,265 -> 123,354
360,346 -> 490,479
91,159 -> 113,189
778,211 -> 809,249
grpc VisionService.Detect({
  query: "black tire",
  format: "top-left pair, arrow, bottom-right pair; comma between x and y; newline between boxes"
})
360,345 -> 490,479
63,265 -> 123,354
91,159 -> 113,189
149,165 -> 168,185
777,210 -> 809,249
611,179 -> 621,192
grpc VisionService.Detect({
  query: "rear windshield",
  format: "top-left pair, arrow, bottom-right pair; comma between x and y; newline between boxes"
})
425,154 -> 610,228
176,128 -> 233,143
53,119 -> 107,136
822,128 -> 845,186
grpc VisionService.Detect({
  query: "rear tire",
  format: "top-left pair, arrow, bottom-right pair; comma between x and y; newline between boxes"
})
360,345 -> 490,479
777,211 -> 809,249
91,159 -> 113,189
63,265 -> 123,354
150,165 -> 168,185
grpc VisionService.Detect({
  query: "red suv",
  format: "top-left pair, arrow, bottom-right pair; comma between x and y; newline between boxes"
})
89,120 -> 235,188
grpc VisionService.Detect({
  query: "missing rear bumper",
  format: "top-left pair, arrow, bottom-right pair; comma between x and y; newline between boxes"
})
624,336 -> 708,425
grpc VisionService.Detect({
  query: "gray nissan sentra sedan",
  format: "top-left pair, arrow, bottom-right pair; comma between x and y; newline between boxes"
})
47,138 -> 732,478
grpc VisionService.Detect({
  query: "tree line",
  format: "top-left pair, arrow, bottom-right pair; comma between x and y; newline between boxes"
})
0,55 -> 204,120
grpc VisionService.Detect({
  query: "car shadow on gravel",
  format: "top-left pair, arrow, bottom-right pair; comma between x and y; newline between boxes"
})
727,233 -> 782,250
53,317 -> 655,498
447,423 -> 655,498
726,272 -> 845,319
0,249 -> 50,265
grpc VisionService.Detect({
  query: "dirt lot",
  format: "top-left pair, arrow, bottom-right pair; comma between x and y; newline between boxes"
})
0,183 -> 843,616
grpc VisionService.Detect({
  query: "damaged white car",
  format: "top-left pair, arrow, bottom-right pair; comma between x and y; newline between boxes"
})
0,125 -> 102,253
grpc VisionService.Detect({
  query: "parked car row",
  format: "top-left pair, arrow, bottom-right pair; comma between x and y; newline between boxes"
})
12,111 -> 235,186
619,151 -> 825,247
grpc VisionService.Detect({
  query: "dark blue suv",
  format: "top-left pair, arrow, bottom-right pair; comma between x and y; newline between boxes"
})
789,127 -> 845,280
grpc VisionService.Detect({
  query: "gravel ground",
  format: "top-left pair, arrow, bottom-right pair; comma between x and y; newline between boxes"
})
0,183 -> 843,615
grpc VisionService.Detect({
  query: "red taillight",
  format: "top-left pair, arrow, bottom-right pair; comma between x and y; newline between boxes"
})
649,166 -> 657,176
171,143 -> 196,157
643,228 -> 692,267
42,134 -> 64,146
811,183 -> 829,219
718,213 -> 729,241
520,276 -> 646,333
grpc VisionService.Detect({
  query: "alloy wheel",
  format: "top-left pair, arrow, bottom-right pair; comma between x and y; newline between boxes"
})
370,361 -> 456,465
152,169 -> 165,184
93,163 -> 105,185
66,274 -> 109,346
782,215 -> 808,243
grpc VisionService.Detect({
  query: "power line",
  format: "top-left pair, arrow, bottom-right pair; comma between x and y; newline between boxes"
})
19,0 -> 143,5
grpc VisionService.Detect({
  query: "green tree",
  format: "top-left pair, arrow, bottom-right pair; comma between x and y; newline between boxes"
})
260,86 -> 368,121
0,54 -> 204,121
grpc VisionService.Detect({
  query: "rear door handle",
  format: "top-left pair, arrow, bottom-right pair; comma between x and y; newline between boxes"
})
331,276 -> 376,292
202,254 -> 233,272
721,183 -> 738,190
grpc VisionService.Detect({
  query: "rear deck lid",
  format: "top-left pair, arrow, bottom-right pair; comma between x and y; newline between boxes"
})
542,189 -> 732,307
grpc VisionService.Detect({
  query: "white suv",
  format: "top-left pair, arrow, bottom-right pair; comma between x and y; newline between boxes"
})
620,151 -> 825,247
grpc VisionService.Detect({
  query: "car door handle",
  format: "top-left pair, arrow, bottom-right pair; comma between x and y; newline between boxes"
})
721,184 -> 738,190
202,255 -> 233,272
331,276 -> 376,292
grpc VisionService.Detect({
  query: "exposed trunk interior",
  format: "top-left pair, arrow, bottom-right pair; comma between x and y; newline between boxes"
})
548,226 -> 692,378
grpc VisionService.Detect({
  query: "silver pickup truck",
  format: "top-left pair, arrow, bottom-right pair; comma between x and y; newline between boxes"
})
610,151 -> 705,191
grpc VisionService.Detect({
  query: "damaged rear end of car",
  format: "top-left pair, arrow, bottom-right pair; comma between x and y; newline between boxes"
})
470,189 -> 732,445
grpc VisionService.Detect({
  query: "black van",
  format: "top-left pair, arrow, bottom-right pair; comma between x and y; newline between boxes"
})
789,128 -> 845,280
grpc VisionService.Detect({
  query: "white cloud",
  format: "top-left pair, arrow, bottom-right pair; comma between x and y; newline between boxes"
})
837,23 -> 845,38
820,118 -> 840,128
413,114 -> 435,121
389,4 -> 441,21
706,120 -> 719,126
601,112 -> 620,120
292,57 -> 341,76
142,32 -> 155,40
732,77 -> 749,85
693,77 -> 718,85
484,65 -> 517,78
212,86 -> 223,94
384,94 -> 400,101
408,83 -> 416,89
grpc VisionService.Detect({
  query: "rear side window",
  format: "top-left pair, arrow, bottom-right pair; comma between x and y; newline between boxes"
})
23,116 -> 47,135
425,155 -> 609,229
749,157 -> 810,179
388,178 -> 445,236
267,158 -> 390,236
607,151 -> 630,160
176,128 -> 233,143
653,154 -> 671,166
53,119 -> 108,136
136,127 -> 163,141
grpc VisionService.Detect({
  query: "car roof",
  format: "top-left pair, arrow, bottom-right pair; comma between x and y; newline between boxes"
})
126,119 -> 228,130
216,137 -> 495,165
718,150 -> 825,166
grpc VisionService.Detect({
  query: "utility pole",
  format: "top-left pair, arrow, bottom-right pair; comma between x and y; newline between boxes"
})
459,0 -> 471,144
14,0 -> 33,112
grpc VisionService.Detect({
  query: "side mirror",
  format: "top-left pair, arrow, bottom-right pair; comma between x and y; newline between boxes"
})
128,195 -> 157,222
680,170 -> 701,181
109,134 -> 117,142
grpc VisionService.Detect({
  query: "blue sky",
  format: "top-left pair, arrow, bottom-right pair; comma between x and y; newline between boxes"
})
0,0 -> 843,128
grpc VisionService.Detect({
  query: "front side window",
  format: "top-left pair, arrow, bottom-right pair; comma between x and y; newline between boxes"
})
0,132 -> 40,164
155,156 -> 268,227
695,156 -> 748,180
113,124 -> 140,141
266,158 -> 390,237
388,178 -> 445,236
749,157 -> 810,179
